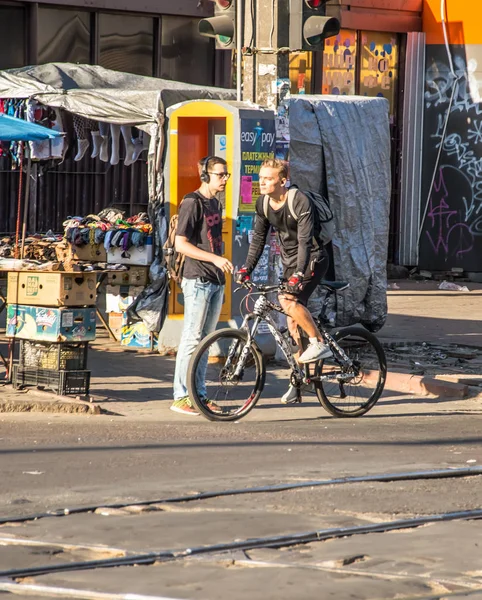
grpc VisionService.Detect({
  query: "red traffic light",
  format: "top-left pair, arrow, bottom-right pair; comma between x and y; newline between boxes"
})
305,0 -> 324,7
213,0 -> 232,7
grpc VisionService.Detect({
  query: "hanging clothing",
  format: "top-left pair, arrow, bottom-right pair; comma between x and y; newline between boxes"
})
27,100 -> 65,160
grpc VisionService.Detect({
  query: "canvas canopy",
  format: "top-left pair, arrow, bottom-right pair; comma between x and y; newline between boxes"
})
0,63 -> 236,133
0,62 -> 236,208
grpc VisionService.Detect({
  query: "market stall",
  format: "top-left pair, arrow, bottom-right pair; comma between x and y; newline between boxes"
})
0,113 -> 65,383
0,62 -> 236,391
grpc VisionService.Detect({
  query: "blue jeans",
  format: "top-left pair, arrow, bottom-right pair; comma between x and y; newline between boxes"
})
173,278 -> 224,401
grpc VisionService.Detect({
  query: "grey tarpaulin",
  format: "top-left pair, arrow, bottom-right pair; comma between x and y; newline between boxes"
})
289,95 -> 391,331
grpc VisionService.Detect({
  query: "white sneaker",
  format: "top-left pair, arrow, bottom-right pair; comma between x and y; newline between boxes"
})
298,341 -> 332,364
281,385 -> 300,404
281,382 -> 316,404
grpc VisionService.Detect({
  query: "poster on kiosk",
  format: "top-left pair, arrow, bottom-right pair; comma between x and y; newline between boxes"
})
161,100 -> 276,351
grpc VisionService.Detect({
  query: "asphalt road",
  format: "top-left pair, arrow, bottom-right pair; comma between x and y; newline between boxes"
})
1,407 -> 482,599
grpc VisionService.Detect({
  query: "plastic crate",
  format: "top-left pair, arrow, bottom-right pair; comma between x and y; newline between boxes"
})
13,366 -> 90,396
19,341 -> 88,371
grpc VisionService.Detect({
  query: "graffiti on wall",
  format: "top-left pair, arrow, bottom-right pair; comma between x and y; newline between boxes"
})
420,49 -> 482,271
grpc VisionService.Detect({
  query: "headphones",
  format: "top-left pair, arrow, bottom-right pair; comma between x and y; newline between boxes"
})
200,155 -> 215,184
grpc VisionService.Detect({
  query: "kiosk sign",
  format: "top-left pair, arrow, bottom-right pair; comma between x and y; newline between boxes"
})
239,118 -> 276,212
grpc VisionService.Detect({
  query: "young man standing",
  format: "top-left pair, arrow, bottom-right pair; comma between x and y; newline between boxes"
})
171,156 -> 233,415
236,158 -> 330,404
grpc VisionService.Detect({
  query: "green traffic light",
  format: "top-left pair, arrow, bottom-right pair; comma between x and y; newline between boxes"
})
199,15 -> 234,46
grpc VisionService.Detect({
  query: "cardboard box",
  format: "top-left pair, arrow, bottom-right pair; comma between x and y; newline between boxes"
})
107,236 -> 153,266
70,243 -> 107,262
105,285 -> 144,313
108,312 -> 123,341
120,318 -> 158,349
6,304 -> 97,342
107,266 -> 150,286
8,272 -> 97,307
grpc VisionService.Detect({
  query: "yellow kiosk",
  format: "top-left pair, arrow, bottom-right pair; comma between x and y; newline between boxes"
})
159,100 -> 276,350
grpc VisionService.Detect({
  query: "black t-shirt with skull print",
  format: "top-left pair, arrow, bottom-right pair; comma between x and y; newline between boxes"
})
175,191 -> 225,285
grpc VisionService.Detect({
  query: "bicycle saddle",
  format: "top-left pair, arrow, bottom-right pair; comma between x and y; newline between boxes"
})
320,280 -> 350,291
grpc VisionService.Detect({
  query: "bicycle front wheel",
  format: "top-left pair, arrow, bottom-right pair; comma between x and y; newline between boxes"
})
314,326 -> 387,417
187,328 -> 265,421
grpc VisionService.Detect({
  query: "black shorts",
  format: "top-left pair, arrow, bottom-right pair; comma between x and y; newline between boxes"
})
282,250 -> 329,306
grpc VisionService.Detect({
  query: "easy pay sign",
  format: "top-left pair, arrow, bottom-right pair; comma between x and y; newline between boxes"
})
239,118 -> 276,212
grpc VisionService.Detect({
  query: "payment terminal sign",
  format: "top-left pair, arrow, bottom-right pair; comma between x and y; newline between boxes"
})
239,118 -> 276,212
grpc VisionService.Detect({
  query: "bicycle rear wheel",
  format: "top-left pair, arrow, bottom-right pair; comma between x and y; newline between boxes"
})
187,328 -> 265,421
314,326 -> 386,417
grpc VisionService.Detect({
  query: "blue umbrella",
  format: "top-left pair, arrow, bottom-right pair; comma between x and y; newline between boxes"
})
0,112 -> 63,141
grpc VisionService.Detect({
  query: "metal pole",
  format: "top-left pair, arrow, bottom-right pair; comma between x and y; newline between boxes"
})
20,146 -> 32,260
236,0 -> 243,101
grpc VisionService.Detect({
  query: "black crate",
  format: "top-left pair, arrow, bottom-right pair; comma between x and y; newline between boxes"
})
19,341 -> 88,371
13,366 -> 90,396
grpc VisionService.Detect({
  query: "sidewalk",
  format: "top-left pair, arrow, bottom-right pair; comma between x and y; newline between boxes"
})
380,280 -> 482,348
1,280 -> 481,419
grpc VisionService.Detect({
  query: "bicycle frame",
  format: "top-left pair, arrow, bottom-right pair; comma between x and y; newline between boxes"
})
241,312 -> 304,382
232,283 -> 356,387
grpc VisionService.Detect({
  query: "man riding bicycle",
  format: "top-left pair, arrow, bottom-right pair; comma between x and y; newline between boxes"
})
236,158 -> 331,404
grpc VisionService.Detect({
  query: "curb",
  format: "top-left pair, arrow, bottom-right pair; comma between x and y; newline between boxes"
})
0,388 -> 101,415
365,370 -> 469,399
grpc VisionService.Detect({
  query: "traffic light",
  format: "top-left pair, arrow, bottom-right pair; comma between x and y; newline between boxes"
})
198,0 -> 236,50
289,0 -> 340,51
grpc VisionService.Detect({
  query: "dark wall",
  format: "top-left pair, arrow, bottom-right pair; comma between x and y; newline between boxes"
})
420,45 -> 482,272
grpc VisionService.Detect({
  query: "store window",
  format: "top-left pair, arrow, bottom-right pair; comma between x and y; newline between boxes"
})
160,16 -> 214,86
289,52 -> 313,95
322,30 -> 357,95
38,8 -> 90,65
0,6 -> 26,69
360,31 -> 399,117
99,14 -> 154,76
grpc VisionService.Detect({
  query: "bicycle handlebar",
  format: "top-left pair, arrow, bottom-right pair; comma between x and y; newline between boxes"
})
237,281 -> 284,293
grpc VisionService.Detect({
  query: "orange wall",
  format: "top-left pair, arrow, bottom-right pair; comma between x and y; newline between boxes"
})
423,0 -> 482,45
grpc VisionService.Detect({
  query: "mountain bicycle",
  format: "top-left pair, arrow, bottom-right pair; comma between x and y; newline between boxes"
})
187,280 -> 387,421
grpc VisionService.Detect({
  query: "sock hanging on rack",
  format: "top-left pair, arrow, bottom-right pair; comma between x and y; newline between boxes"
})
73,115 -> 90,162
91,131 -> 102,158
110,124 -> 120,165
99,122 -> 109,163
121,125 -> 136,166
131,130 -> 150,163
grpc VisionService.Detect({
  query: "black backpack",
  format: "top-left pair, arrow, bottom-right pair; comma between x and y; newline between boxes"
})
263,187 -> 334,245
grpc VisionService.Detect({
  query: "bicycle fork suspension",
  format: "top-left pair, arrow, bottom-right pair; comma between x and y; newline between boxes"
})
231,317 -> 260,378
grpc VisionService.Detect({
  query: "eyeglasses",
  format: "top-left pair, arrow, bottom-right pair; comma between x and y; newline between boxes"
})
209,172 -> 231,180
